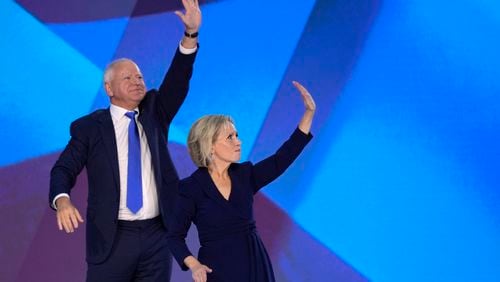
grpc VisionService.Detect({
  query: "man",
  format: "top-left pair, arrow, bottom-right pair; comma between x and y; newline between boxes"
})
49,0 -> 201,280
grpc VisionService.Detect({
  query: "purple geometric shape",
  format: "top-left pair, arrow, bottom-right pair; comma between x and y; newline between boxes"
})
15,165 -> 88,282
15,0 -> 137,23
2,141 -> 364,281
0,153 -> 70,282
15,0 -> 218,23
131,0 -> 220,18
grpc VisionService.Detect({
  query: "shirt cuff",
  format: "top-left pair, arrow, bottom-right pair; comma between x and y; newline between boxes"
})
52,193 -> 70,209
179,41 -> 197,55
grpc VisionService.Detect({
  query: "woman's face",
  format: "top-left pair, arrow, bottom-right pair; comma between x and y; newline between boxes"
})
211,123 -> 242,164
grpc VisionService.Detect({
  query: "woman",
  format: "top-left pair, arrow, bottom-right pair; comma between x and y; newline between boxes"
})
167,81 -> 316,282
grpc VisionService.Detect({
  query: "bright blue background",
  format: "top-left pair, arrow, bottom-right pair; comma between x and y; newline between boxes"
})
1,0 -> 499,281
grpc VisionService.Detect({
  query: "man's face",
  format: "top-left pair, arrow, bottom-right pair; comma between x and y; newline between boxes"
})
106,60 -> 146,110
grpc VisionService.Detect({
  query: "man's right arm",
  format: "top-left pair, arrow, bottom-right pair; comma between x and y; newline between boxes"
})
49,120 -> 88,203
49,121 -> 88,232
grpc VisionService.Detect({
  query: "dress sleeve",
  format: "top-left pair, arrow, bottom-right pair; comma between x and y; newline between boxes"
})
166,181 -> 197,271
251,127 -> 313,193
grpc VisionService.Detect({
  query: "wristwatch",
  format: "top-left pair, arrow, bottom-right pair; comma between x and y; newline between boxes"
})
184,31 -> 199,38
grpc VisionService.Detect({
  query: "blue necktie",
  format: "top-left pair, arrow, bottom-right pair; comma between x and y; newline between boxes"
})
125,111 -> 143,213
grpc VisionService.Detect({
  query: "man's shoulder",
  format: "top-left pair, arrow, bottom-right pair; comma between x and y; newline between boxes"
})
73,109 -> 108,122
70,109 -> 110,130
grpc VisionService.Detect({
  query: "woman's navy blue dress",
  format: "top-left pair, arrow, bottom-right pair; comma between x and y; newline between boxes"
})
167,128 -> 312,281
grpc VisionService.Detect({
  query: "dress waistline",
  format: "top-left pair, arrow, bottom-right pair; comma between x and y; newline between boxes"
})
199,220 -> 256,244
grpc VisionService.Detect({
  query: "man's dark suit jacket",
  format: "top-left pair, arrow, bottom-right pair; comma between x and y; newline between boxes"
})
49,48 -> 197,264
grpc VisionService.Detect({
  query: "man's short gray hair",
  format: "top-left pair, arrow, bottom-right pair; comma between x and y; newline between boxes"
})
103,58 -> 133,83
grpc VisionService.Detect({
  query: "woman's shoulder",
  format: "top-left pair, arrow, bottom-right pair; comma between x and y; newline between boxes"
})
231,161 -> 252,170
178,175 -> 198,195
229,162 -> 254,177
179,175 -> 196,187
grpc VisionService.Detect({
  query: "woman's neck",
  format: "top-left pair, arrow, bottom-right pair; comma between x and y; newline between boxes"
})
208,161 -> 230,179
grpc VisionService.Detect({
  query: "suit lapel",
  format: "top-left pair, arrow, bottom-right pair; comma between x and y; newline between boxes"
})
96,109 -> 120,192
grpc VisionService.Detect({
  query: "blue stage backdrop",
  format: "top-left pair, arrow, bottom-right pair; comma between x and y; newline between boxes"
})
1,0 -> 499,281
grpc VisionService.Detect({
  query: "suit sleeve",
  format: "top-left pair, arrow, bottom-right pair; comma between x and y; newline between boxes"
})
251,128 -> 313,193
48,121 -> 89,209
166,181 -> 196,271
156,47 -> 198,128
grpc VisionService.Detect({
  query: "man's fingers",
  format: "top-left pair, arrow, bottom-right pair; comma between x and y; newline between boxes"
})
57,208 -> 77,233
70,212 -> 79,229
198,272 -> 207,282
65,214 -> 75,233
55,199 -> 81,234
62,216 -> 72,233
57,211 -> 71,233
76,209 -> 84,223
174,11 -> 185,21
57,214 -> 63,231
182,0 -> 195,11
192,266 -> 209,282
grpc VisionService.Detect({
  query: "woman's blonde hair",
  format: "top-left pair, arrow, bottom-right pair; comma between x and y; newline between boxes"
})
187,115 -> 235,167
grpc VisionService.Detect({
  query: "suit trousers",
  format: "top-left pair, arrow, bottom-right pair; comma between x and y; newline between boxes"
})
87,216 -> 172,282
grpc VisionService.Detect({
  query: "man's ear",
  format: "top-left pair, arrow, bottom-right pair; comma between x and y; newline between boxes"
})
104,82 -> 113,97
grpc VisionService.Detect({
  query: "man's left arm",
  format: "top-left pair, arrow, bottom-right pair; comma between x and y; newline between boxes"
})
157,0 -> 202,126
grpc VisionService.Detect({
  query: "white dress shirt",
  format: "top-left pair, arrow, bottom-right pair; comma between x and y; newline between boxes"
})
111,105 -> 159,220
